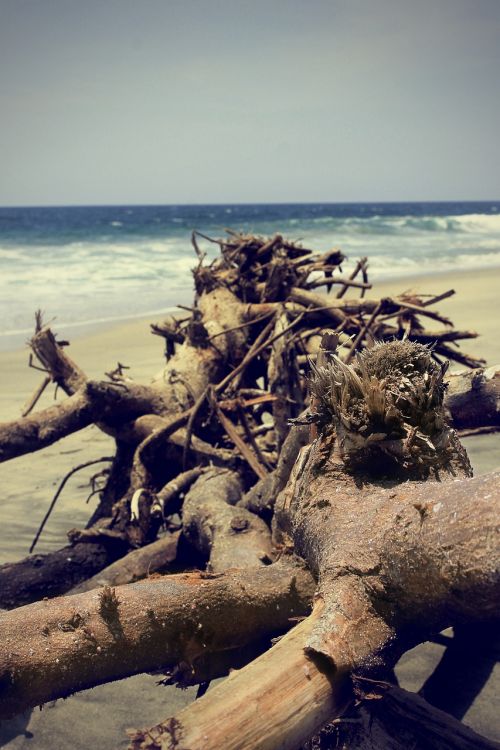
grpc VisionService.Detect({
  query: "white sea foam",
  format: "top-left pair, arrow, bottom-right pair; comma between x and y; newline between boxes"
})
1,210 -> 499,351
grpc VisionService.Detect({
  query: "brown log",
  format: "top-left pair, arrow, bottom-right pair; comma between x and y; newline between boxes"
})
0,540 -> 128,610
182,469 -> 274,571
148,473 -> 499,749
0,558 -> 315,719
0,380 -> 176,463
328,678 -> 500,750
0,390 -> 93,462
128,603 -> 351,750
446,365 -> 500,429
69,532 -> 180,593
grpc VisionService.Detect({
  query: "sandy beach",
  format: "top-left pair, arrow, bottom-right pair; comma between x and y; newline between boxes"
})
0,267 -> 499,747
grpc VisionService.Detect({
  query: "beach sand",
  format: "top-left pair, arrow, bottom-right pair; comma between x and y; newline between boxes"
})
0,268 -> 499,747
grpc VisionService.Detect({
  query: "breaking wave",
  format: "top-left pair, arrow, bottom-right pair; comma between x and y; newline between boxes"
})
1,201 -> 499,350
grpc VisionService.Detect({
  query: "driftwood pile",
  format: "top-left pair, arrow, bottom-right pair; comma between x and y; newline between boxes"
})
0,232 -> 499,749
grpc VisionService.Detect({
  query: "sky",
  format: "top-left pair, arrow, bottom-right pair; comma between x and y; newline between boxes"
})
0,0 -> 499,206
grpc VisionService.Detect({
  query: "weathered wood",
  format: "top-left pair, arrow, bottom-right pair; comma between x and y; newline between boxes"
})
182,469 -> 274,571
237,423 -> 309,518
446,365 -> 500,429
2,232 -> 497,749
268,309 -> 300,450
129,603 -> 351,750
329,678 -> 500,750
30,327 -> 87,395
0,390 -> 93,462
143,342 -> 500,750
212,399 -> 268,480
0,380 -> 177,463
70,532 -> 180,593
0,540 -> 128,610
0,559 -> 315,719
153,468 -> 205,517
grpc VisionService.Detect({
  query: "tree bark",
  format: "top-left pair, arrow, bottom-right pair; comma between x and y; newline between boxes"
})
128,602 -> 351,750
0,559 -> 314,719
69,532 -> 180,594
182,468 -> 274,572
327,678 -> 500,750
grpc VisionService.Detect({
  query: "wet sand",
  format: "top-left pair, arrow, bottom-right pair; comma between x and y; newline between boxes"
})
0,268 -> 499,747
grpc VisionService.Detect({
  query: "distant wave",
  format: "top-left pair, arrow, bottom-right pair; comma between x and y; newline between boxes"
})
310,212 -> 500,235
1,202 -> 499,351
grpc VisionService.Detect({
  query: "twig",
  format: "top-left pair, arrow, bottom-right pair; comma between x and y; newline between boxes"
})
191,231 -> 206,261
390,298 -> 452,326
215,311 -> 307,395
211,393 -> 268,480
215,316 -> 277,394
208,311 -> 275,340
422,289 -> 455,307
152,467 -> 205,517
192,230 -> 233,246
29,457 -> 114,554
306,278 -> 371,292
182,387 -> 210,470
105,362 -> 130,381
359,258 -> 369,298
458,425 -> 500,438
236,403 -> 274,471
344,303 -> 383,364
21,375 -> 51,417
336,257 -> 368,299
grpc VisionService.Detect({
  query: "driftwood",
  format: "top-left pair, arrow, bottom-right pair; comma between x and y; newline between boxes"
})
131,339 -> 499,749
0,231 -> 498,749
0,558 -> 314,719
70,531 -> 180,593
325,678 -> 500,750
0,540 -> 129,609
182,468 -> 274,572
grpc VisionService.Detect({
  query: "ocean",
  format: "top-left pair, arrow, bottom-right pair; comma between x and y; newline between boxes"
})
0,201 -> 499,350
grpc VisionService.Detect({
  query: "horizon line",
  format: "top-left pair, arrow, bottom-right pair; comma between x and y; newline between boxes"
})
1,198 -> 499,210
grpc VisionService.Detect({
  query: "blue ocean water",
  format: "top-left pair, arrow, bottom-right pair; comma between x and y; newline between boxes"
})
0,201 -> 499,350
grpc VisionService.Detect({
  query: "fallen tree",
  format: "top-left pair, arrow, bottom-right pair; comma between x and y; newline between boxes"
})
0,231 -> 498,749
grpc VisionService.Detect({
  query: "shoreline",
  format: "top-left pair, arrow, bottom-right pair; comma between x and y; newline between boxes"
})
2,265 -> 500,427
1,264 -> 500,358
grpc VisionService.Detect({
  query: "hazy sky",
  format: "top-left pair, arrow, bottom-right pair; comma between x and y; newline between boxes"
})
1,0 -> 499,205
